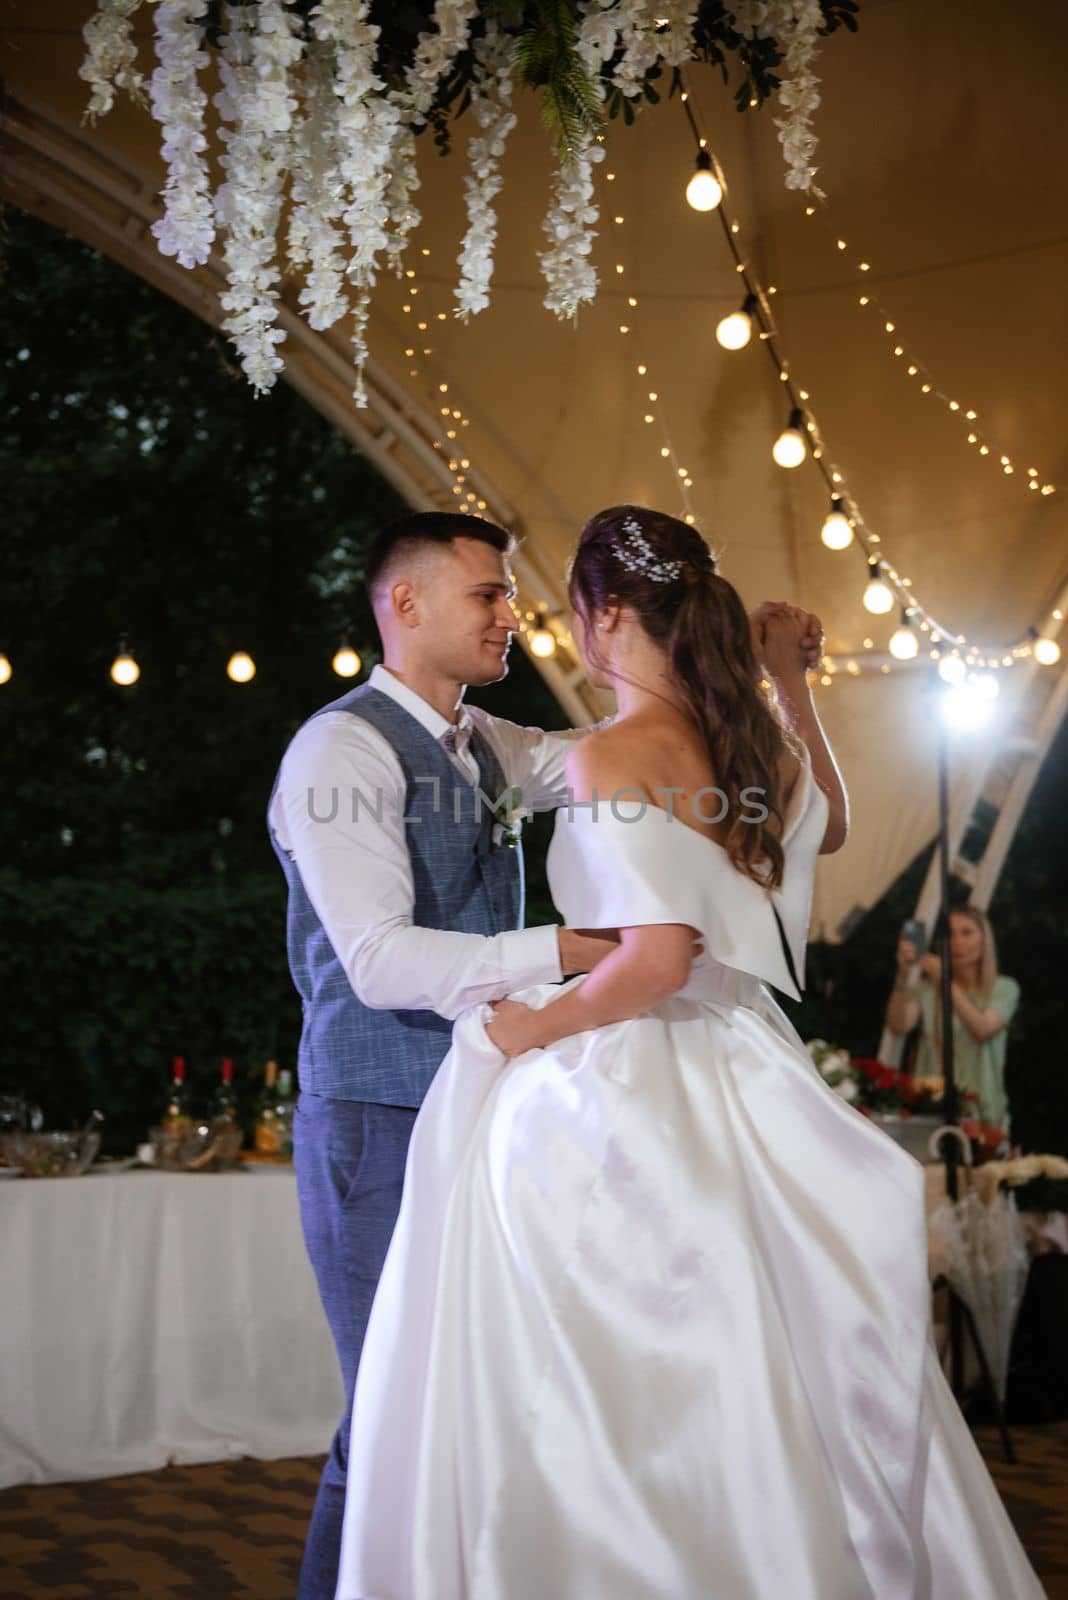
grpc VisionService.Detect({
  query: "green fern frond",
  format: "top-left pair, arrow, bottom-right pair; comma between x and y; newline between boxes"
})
515,0 -> 604,164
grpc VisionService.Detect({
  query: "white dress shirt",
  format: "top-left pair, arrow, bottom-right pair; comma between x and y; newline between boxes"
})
270,665 -> 604,1020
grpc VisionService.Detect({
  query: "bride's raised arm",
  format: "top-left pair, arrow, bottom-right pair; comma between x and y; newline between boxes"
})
484,735 -> 697,1059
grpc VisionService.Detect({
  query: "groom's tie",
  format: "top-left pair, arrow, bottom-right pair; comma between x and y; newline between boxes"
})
440,722 -> 478,784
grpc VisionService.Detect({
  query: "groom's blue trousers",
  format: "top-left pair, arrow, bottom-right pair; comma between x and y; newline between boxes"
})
293,1094 -> 418,1600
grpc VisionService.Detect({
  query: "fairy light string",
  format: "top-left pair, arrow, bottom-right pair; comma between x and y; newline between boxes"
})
676,78 -> 1063,680
800,201 -> 1056,500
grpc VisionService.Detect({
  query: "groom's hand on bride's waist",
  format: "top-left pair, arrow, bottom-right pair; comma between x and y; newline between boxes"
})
557,928 -> 620,975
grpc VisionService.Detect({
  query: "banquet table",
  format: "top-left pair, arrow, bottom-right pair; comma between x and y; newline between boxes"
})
0,1167 -> 343,1488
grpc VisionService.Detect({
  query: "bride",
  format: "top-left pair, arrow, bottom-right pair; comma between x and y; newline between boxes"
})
335,506 -> 1044,1599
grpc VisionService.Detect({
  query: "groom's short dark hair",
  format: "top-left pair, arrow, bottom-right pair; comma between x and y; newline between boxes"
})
365,512 -> 514,601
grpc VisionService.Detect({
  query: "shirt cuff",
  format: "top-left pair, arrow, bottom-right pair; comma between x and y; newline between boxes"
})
498,923 -> 563,991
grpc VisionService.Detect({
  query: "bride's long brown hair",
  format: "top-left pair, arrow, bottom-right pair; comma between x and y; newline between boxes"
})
569,505 -> 794,889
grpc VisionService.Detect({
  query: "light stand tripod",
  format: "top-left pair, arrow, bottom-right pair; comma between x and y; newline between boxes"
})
932,713 -> 1016,1463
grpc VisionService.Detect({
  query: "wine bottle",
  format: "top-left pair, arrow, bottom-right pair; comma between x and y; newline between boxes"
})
209,1057 -> 237,1124
162,1057 -> 192,1133
254,1059 -> 281,1157
275,1068 -> 295,1161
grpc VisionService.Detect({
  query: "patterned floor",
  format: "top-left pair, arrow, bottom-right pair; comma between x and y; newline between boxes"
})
1,1432 -> 1066,1598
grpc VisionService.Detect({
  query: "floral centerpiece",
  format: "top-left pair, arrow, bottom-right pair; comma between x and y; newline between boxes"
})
805,1039 -> 1009,1161
78,0 -> 859,403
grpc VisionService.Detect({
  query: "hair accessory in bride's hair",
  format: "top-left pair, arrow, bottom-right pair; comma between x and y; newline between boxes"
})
614,515 -> 683,584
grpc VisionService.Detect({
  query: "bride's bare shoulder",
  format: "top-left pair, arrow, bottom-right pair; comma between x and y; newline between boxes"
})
564,722 -> 645,802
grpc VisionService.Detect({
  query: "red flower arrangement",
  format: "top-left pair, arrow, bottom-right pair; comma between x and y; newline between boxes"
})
850,1059 -> 1007,1159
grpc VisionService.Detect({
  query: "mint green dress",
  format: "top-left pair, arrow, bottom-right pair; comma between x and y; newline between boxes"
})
914,975 -> 1020,1129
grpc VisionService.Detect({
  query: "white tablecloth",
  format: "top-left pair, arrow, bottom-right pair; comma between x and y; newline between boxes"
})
0,1168 -> 344,1487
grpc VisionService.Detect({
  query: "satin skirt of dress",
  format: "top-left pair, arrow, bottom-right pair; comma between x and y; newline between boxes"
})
335,971 -> 1045,1600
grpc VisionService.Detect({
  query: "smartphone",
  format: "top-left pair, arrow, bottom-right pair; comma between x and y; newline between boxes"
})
901,918 -> 927,956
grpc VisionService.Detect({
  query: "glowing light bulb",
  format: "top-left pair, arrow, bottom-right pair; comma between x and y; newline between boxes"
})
715,294 -> 756,351
1034,636 -> 1061,665
937,654 -> 967,686
0,655 -> 10,685
772,407 -> 807,469
110,650 -> 140,686
889,621 -> 918,659
332,645 -> 362,679
820,498 -> 853,550
685,151 -> 722,213
528,626 -> 556,659
862,562 -> 893,615
227,651 -> 256,683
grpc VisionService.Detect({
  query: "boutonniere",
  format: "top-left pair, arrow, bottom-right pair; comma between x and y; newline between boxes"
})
491,785 -> 531,850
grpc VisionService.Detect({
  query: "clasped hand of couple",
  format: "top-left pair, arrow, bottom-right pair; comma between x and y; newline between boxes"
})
486,602 -> 824,1059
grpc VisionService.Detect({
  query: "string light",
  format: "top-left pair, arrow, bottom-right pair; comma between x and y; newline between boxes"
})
888,607 -> 919,660
676,74 -> 1063,672
937,653 -> 967,686
527,607 -> 557,659
226,651 -> 256,683
110,637 -> 140,686
862,561 -> 894,616
603,209 -> 699,521
332,642 -> 362,678
772,407 -> 808,469
800,201 -> 1057,498
0,654 -> 10,686
820,497 -> 854,550
715,292 -> 757,350
685,149 -> 723,213
1033,635 -> 1062,666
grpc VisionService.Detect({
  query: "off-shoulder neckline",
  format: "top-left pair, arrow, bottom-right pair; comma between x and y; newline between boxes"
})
557,748 -> 817,859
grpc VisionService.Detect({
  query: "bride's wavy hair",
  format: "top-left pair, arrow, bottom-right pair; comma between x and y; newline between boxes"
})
569,505 -> 794,889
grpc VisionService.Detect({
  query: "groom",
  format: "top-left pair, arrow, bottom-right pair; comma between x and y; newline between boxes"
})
268,512 -> 620,1598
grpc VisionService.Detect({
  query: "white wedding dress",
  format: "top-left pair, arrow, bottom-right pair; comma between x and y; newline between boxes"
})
335,756 -> 1045,1599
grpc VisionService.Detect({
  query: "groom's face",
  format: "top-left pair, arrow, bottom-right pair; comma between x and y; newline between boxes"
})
418,537 -> 520,685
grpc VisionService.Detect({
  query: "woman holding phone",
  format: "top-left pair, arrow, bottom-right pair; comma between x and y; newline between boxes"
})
886,905 -> 1020,1130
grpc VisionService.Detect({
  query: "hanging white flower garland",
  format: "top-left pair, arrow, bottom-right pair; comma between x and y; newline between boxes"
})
79,0 -> 832,402
613,0 -> 663,99
214,0 -> 302,395
730,0 -> 826,193
539,134 -> 605,320
454,21 -> 518,321
79,0 -> 145,121
148,0 -> 215,271
286,38 -> 351,333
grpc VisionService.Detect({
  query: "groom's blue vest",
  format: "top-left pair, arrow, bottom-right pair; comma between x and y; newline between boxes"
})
269,685 -> 523,1107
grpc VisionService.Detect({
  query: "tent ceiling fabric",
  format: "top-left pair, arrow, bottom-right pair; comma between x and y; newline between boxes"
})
2,0 -> 1066,941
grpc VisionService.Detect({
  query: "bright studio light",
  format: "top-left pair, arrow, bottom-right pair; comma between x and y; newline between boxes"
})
820,498 -> 854,551
941,681 -> 994,731
937,653 -> 967,686
973,671 -> 1000,700
772,408 -> 808,469
716,295 -> 756,351
889,613 -> 919,659
0,655 -> 11,686
227,651 -> 256,683
862,562 -> 893,616
332,645 -> 362,678
1034,636 -> 1062,665
685,152 -> 723,213
110,649 -> 140,686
